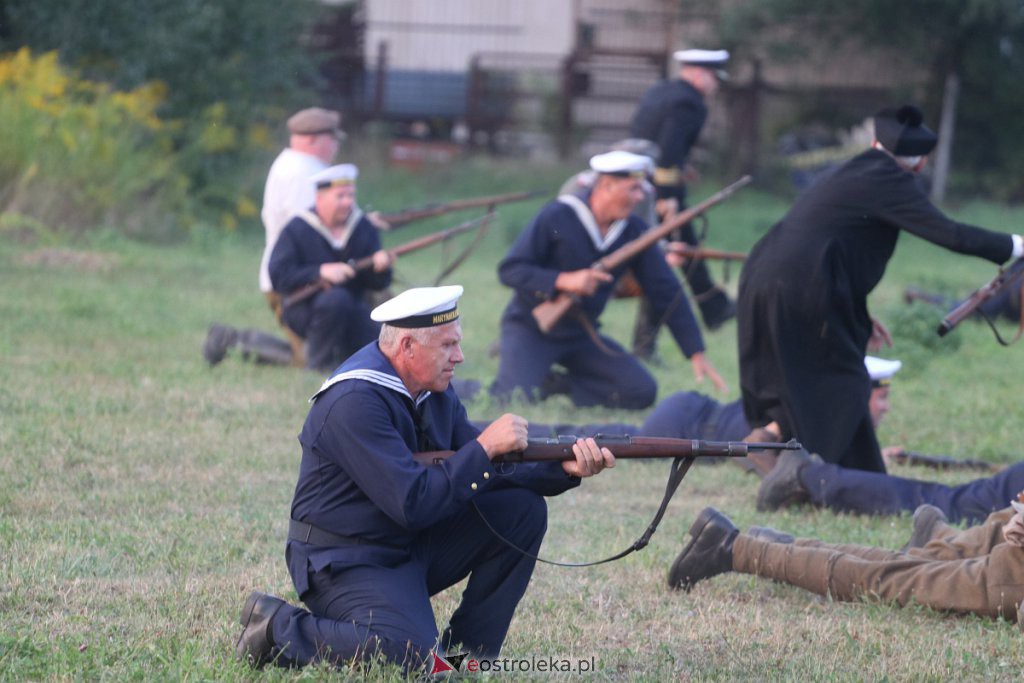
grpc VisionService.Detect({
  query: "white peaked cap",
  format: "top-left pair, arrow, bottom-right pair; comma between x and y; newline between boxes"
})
311,163 -> 359,189
865,356 -> 902,385
589,150 -> 655,177
371,285 -> 464,328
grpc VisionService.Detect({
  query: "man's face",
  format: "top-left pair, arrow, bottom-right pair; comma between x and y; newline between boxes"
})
316,184 -> 356,229
311,133 -> 340,164
601,176 -> 646,220
869,385 -> 891,428
407,322 -> 464,393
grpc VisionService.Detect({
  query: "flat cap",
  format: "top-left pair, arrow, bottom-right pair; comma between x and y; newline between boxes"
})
310,164 -> 358,190
589,150 -> 654,178
865,356 -> 902,386
874,105 -> 937,157
287,107 -> 345,138
371,285 -> 464,328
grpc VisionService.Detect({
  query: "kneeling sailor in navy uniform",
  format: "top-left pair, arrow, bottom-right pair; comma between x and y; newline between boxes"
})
269,163 -> 394,372
235,285 -> 615,672
492,150 -> 726,409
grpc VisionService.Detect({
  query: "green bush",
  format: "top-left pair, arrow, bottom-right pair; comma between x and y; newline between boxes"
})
0,48 -> 190,238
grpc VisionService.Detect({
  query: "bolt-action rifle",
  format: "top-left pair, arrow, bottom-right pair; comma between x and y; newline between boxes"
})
413,433 -> 799,466
414,433 -> 800,567
937,257 -> 1024,345
531,175 -> 752,334
374,190 -> 542,230
664,243 -> 747,262
282,213 -> 492,309
885,449 -> 1002,473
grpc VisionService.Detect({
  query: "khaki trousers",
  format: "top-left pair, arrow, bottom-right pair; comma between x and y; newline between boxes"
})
733,508 -> 1024,621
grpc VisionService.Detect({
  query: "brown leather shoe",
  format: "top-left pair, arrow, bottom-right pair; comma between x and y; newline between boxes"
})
756,448 -> 815,512
235,591 -> 286,668
667,507 -> 738,592
901,504 -> 949,551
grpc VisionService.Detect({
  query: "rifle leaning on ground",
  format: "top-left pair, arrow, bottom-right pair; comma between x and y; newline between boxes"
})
282,213 -> 493,309
414,433 -> 801,567
374,190 -> 543,230
885,449 -> 1003,473
937,257 -> 1024,345
531,175 -> 752,334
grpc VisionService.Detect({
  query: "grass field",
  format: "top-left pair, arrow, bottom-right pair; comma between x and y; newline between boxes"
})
2,152 -> 1023,680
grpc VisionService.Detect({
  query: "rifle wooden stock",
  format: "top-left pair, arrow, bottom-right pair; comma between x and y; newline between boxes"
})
886,450 -> 1002,473
282,213 -> 492,308
531,175 -> 752,333
412,434 -> 801,466
376,190 -> 543,229
938,257 -> 1024,337
666,244 -> 747,262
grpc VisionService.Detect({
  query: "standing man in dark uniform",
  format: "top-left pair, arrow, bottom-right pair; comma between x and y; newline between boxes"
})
234,286 -> 616,672
630,48 -> 736,337
269,164 -> 394,372
738,105 -> 1023,473
491,151 -> 727,410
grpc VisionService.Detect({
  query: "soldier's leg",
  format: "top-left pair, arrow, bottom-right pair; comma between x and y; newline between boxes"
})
674,219 -> 735,330
734,535 -> 1014,619
236,329 -> 295,365
909,508 -> 1015,561
561,335 -> 657,409
489,320 -> 561,403
422,488 -> 549,657
305,288 -> 363,372
630,294 -> 661,360
267,562 -> 438,671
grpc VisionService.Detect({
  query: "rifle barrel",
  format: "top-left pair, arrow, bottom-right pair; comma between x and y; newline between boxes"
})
378,190 -> 542,229
413,435 -> 801,466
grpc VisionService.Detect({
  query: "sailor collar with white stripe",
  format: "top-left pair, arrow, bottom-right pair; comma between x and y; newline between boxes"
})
556,194 -> 629,252
310,343 -> 431,406
297,205 -> 365,251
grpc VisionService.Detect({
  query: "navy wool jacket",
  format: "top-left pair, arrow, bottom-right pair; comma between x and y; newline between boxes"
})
269,208 -> 391,297
498,194 -> 705,357
286,342 -> 580,597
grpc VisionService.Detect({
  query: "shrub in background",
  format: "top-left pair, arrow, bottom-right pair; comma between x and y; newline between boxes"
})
0,48 -> 190,238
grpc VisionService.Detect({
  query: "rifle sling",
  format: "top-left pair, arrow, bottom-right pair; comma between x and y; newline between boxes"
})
471,456 -> 695,568
979,277 -> 1024,346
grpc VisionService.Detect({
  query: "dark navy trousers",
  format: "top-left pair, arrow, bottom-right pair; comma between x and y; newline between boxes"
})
800,460 -> 1024,524
491,318 -> 657,409
269,488 -> 548,670
283,287 -> 380,372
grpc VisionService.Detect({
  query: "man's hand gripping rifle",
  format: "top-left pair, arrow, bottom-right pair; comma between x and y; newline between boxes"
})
531,176 -> 752,334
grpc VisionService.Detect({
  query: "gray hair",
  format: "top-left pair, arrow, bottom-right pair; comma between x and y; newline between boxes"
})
378,324 -> 436,353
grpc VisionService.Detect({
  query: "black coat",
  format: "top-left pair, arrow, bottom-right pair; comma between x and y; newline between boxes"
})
738,149 -> 1013,472
630,79 -> 706,202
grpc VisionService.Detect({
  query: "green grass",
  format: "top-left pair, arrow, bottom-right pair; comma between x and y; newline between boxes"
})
2,154 -> 1024,680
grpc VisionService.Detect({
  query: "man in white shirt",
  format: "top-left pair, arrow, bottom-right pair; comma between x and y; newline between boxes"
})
259,108 -> 345,296
203,108 -> 345,368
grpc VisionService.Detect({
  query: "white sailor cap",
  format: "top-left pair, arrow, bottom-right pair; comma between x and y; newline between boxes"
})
371,285 -> 464,328
673,48 -> 730,79
865,356 -> 902,387
589,150 -> 655,178
310,163 -> 358,190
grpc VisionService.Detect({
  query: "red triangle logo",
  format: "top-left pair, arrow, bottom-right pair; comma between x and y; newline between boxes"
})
430,652 -> 455,675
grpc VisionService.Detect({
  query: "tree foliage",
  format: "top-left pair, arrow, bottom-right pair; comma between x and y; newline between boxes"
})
0,0 -> 324,121
721,0 -> 1024,199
